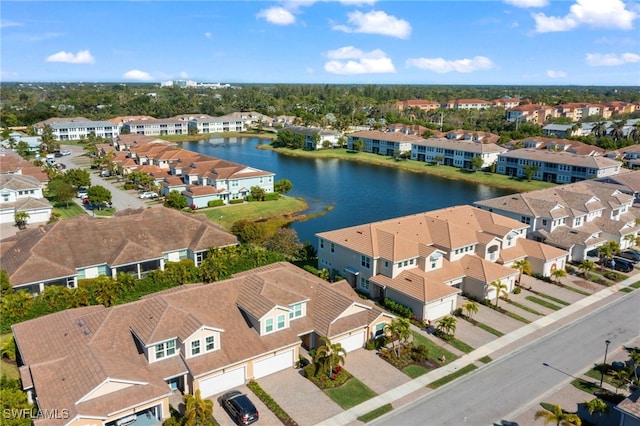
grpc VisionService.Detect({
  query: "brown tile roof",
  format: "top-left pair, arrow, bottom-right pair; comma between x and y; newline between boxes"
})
372,269 -> 460,303
500,149 -> 620,168
616,388 -> 640,420
349,129 -> 424,143
1,208 -> 238,287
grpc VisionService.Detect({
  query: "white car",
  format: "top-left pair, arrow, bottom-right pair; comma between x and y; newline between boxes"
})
139,191 -> 158,199
61,150 -> 71,156
77,190 -> 88,199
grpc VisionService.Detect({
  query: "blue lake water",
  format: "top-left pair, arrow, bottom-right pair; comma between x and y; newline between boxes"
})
183,137 -> 515,245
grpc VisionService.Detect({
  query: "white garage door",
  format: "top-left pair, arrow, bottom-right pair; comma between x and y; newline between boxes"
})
426,298 -> 454,321
199,366 -> 246,398
335,331 -> 366,352
253,350 -> 294,379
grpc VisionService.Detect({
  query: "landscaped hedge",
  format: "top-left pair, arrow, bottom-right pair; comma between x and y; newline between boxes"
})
207,199 -> 224,207
382,298 -> 413,318
247,380 -> 298,426
264,193 -> 280,201
229,198 -> 244,204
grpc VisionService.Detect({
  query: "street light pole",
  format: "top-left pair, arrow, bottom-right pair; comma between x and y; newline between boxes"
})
599,339 -> 612,388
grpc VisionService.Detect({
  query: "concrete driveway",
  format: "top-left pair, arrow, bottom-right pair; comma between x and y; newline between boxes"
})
256,367 -> 343,426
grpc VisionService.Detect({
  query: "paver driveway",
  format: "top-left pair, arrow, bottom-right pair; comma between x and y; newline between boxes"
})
342,348 -> 412,395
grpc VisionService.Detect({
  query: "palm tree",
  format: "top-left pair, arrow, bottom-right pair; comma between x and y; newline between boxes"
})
14,211 -> 30,229
608,120 -> 626,142
591,121 -> 608,139
629,122 -> 640,143
183,389 -> 214,426
551,268 -> 567,285
629,350 -> 640,382
314,336 -> 346,376
578,260 -> 595,278
512,259 -> 530,284
489,279 -> 508,308
534,404 -> 581,426
611,369 -> 630,394
436,315 -> 457,338
584,398 -> 609,416
461,301 -> 479,319
384,318 -> 411,357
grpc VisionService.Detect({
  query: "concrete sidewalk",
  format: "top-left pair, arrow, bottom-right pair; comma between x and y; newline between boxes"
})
316,272 -> 640,426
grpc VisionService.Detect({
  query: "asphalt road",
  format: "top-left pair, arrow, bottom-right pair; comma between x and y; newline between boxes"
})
373,290 -> 640,426
57,145 -> 148,211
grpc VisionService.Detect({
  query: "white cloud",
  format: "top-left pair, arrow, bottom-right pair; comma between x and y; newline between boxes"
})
504,0 -> 548,8
585,52 -> 640,66
45,50 -> 95,64
0,19 -> 23,28
332,10 -> 411,39
122,69 -> 154,81
546,70 -> 567,78
324,46 -> 395,74
257,6 -> 296,25
405,56 -> 495,73
179,71 -> 189,78
204,32 -> 213,39
533,0 -> 637,33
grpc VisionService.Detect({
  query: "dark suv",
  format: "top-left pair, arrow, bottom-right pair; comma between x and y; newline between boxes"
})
602,257 -> 634,273
618,250 -> 640,264
218,390 -> 259,425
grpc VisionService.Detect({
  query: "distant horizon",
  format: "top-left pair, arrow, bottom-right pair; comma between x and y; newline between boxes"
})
2,1 -> 639,86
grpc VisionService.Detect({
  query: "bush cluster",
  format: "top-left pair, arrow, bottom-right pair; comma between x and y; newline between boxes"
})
246,380 -> 296,425
229,198 -> 244,204
382,298 -> 413,318
207,199 -> 224,207
303,363 -> 350,389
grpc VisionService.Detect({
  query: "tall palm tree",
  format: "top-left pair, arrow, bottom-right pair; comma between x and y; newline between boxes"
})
591,121 -> 607,139
314,336 -> 347,376
578,260 -> 595,278
489,279 -> 508,308
384,318 -> 411,357
629,122 -> 640,143
551,268 -> 567,285
609,120 -> 626,142
611,369 -> 630,394
183,389 -> 214,426
461,301 -> 479,319
534,404 -> 581,426
512,259 -> 530,284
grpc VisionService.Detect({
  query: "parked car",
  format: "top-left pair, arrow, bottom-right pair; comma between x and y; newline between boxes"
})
602,257 -> 634,273
218,391 -> 259,425
138,191 -> 158,199
100,170 -> 111,177
54,152 -> 63,158
77,190 -> 88,199
618,250 -> 640,264
61,150 -> 71,156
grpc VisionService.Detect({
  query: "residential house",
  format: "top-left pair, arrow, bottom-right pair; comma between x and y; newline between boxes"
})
445,99 -> 491,110
123,118 -> 188,136
444,129 -> 500,144
596,170 -> 640,202
12,262 -> 393,426
0,208 -> 239,294
474,179 -> 640,261
496,149 -> 621,183
280,126 -> 342,150
0,174 -> 52,226
505,104 -> 558,125
31,117 -> 91,134
0,132 -> 42,153
394,100 -> 440,112
615,387 -> 640,426
410,137 -> 506,169
316,205 -> 568,321
517,137 -> 605,157
347,130 -> 420,156
0,150 -> 49,183
491,98 -> 521,109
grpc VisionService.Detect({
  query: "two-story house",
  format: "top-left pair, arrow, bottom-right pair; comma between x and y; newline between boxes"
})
474,179 -> 640,261
316,205 -> 568,321
280,126 -> 342,150
0,174 -> 52,226
12,262 -> 393,426
411,137 -> 506,169
347,130 -> 420,156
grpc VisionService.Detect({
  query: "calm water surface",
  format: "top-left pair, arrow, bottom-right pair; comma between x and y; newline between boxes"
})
184,137 -> 515,245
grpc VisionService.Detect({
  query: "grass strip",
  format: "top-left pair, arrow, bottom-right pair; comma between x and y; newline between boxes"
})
247,380 -> 296,425
619,288 -> 633,293
525,296 -> 562,311
503,311 -> 531,324
559,284 -> 592,296
357,404 -> 393,423
571,378 -> 600,395
535,293 -> 570,306
503,299 -> 544,316
324,378 -> 377,410
478,356 -> 492,364
444,338 -> 474,354
403,365 -> 428,378
428,364 -> 477,389
473,321 -> 504,337
629,281 -> 640,289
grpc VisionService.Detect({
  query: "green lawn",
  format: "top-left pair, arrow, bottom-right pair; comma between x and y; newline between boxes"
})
478,356 -> 492,364
411,331 -> 456,364
324,377 -> 377,409
265,146 -> 556,192
0,334 -> 19,380
197,195 -> 308,231
428,364 -> 478,389
535,293 -> 570,306
630,281 -> 640,289
403,365 -> 428,378
525,296 -> 562,311
571,378 -> 600,395
52,202 -> 87,219
357,404 -> 393,423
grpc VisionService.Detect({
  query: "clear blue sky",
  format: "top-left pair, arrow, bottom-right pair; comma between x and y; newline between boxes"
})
1,0 -> 639,85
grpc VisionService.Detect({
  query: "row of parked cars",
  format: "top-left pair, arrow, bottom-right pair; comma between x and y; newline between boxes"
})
601,249 -> 640,273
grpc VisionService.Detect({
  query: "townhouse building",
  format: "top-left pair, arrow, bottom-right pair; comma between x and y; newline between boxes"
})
517,137 -> 605,156
1,131 -> 42,153
185,112 -> 272,134
474,179 -> 640,261
280,126 -> 342,150
347,129 -> 420,156
33,120 -> 120,141
394,100 -> 441,112
505,104 -> 558,125
411,137 -> 506,169
444,129 -> 499,144
0,208 -> 239,294
123,118 -> 188,136
496,149 -> 621,183
12,262 -> 392,426
445,99 -> 492,110
317,205 -> 568,321
0,174 -> 52,226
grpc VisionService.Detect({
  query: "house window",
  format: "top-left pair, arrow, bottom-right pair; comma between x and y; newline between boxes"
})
431,261 -> 437,268
320,239 -> 324,249
384,261 -> 389,268
289,303 -> 302,319
155,340 -> 176,360
191,340 -> 201,356
542,219 -> 547,226
360,278 -> 370,290
361,256 -> 370,269
265,318 -> 273,333
205,336 -> 215,351
375,323 -> 385,337
330,243 -> 335,253
277,314 -> 285,330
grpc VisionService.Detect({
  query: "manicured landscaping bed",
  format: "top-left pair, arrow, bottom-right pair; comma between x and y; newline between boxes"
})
324,377 -> 377,409
247,380 -> 298,426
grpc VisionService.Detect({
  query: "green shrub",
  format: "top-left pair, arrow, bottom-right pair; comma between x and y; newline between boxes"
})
247,380 -> 294,422
303,265 -> 319,275
513,286 -> 522,295
229,198 -> 244,204
383,298 -> 413,318
207,199 -> 224,207
566,265 -> 576,274
303,363 -> 350,388
123,183 -> 136,190
264,193 -> 280,201
410,345 -> 429,362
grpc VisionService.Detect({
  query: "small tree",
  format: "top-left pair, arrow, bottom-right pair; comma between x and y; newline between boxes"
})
584,398 -> 609,416
250,186 -> 266,201
183,389 -> 214,426
489,279 -> 508,308
87,185 -> 112,209
384,318 -> 411,357
578,259 -> 595,278
512,259 -> 531,284
461,301 -> 479,319
274,178 -> 293,194
314,336 -> 346,377
165,190 -> 188,210
14,211 -> 29,229
352,139 -> 364,152
551,268 -> 567,285
523,164 -> 539,181
436,316 -> 457,339
470,156 -> 484,171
